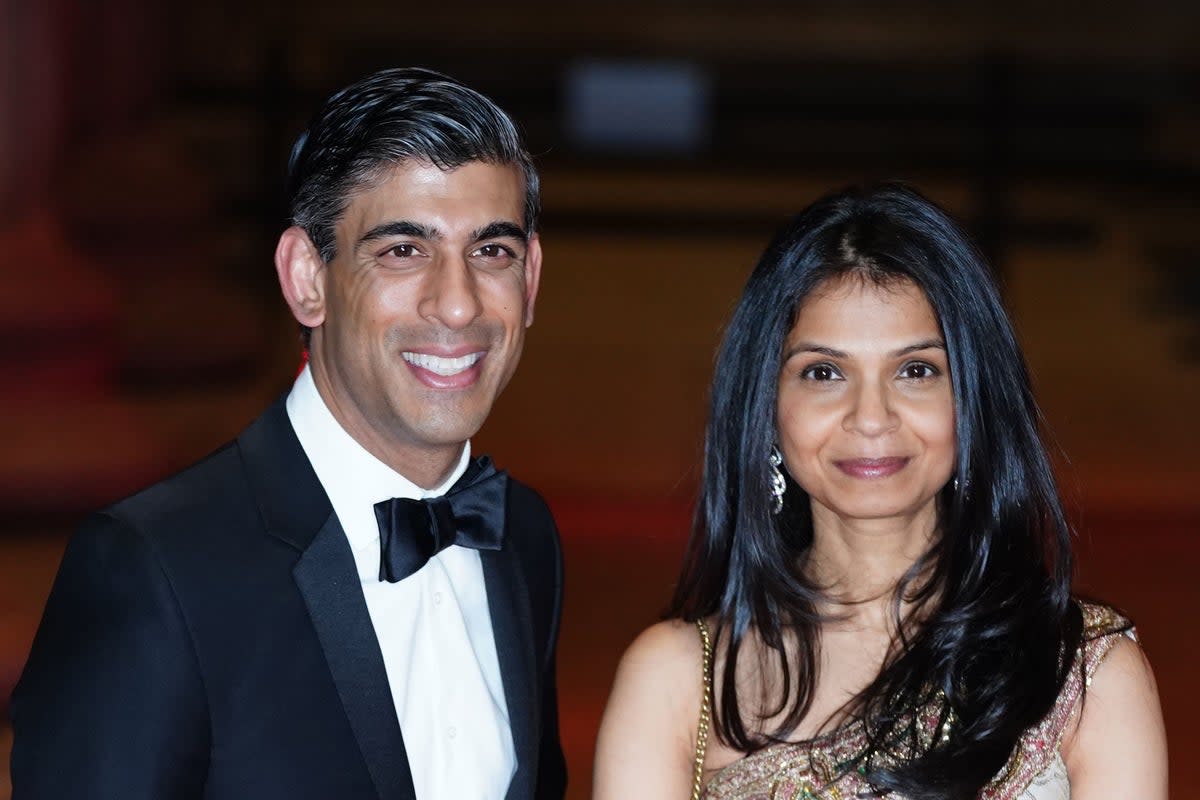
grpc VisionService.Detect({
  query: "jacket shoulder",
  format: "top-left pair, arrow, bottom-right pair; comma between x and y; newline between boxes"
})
102,440 -> 253,545
505,478 -> 562,571
102,397 -> 299,547
507,478 -> 557,532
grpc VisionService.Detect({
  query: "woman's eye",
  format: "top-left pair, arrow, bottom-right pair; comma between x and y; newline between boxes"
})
901,362 -> 939,380
801,364 -> 840,381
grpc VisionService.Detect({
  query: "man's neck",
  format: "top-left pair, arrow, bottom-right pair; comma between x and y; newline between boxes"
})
303,363 -> 467,490
382,447 -> 465,491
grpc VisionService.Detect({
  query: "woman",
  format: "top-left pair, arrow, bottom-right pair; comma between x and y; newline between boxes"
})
594,184 -> 1166,799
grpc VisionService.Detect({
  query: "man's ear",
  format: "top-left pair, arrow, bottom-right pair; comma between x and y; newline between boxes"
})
275,226 -> 326,328
523,233 -> 543,327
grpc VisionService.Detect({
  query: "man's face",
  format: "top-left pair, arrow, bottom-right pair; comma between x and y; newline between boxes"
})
292,160 -> 539,482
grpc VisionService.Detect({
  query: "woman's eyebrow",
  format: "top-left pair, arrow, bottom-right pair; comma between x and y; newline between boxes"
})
890,339 -> 947,358
783,343 -> 847,360
783,340 -> 946,361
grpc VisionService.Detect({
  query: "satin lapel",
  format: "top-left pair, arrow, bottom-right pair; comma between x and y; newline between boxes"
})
294,512 -> 416,800
481,544 -> 538,800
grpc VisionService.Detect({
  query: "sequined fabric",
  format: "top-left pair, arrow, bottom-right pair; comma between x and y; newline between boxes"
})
700,602 -> 1133,800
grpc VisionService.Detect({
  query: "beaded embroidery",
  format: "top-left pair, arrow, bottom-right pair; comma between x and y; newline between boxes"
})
698,602 -> 1133,799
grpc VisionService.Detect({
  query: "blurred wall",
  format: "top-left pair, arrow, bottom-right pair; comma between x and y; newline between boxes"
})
2,2 -> 1197,797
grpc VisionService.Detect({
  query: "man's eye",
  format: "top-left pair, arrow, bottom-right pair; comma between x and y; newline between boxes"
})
801,364 -> 840,381
385,243 -> 417,258
475,243 -> 514,259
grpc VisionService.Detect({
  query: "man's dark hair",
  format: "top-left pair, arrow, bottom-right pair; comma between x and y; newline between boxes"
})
287,66 -> 540,265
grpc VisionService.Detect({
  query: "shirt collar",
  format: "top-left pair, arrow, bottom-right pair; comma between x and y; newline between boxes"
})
285,364 -> 471,554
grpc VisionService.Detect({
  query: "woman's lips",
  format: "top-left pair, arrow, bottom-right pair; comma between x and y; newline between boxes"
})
833,457 -> 910,479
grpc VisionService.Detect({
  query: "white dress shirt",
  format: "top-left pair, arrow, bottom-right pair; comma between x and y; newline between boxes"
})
287,365 -> 516,799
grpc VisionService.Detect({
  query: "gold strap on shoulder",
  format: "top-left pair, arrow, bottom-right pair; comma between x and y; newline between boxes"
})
692,618 -> 714,800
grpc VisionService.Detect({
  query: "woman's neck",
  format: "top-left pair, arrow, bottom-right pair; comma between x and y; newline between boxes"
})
804,504 -> 939,627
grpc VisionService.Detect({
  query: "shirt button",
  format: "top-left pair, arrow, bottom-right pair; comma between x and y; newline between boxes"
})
448,726 -> 457,739
433,592 -> 443,605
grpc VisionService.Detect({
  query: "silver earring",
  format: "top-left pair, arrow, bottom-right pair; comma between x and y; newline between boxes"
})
953,477 -> 960,492
769,446 -> 786,515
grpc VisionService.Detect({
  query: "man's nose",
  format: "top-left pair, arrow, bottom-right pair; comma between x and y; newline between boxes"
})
419,256 -> 483,330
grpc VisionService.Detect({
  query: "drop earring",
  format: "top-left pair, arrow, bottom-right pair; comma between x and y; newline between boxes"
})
769,446 -> 786,515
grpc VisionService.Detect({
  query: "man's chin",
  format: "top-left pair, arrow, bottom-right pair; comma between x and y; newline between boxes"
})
406,412 -> 490,450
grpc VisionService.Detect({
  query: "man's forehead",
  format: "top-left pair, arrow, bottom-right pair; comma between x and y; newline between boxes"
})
340,159 -> 524,229
365,158 -> 522,194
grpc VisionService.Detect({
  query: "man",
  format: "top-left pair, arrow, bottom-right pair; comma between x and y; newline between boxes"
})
11,68 -> 566,800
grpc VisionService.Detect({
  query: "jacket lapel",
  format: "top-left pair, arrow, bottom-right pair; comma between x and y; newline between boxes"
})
294,514 -> 415,800
481,544 -> 538,800
238,397 -> 415,800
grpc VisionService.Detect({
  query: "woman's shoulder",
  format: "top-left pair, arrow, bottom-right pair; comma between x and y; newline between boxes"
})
984,599 -> 1162,797
593,618 -> 712,799
621,618 -> 707,669
611,618 -> 711,721
1008,600 -> 1143,758
1059,600 -> 1167,796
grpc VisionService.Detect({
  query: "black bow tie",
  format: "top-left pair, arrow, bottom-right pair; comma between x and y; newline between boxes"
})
373,456 -> 508,583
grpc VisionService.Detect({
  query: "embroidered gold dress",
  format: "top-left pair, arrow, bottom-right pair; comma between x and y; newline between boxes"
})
697,603 -> 1133,800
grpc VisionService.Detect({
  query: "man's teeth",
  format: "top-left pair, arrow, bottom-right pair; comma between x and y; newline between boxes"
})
402,352 -> 483,376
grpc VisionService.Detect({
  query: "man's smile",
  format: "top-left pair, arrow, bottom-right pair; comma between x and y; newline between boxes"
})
401,350 -> 486,377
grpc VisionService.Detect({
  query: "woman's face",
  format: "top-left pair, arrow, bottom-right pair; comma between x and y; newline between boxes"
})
776,275 -> 956,527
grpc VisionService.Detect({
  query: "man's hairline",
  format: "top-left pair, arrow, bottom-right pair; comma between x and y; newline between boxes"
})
302,155 -> 537,263
305,154 -> 538,259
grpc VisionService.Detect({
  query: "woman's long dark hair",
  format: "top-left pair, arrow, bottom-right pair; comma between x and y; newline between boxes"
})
668,183 -> 1083,798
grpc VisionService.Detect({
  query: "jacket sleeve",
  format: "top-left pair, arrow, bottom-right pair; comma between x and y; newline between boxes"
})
10,512 -> 210,799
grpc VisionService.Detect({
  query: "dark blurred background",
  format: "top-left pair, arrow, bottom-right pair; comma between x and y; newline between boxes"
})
2,1 -> 1198,796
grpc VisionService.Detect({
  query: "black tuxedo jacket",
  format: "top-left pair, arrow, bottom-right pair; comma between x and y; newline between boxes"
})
11,398 -> 567,799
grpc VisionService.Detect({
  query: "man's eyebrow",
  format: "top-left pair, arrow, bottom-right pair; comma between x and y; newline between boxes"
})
357,221 -> 441,247
471,221 -> 529,242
